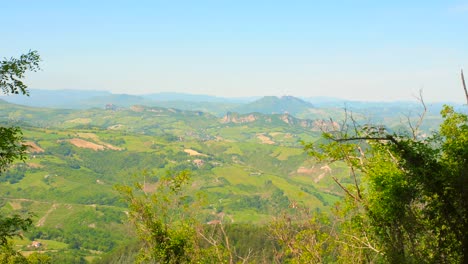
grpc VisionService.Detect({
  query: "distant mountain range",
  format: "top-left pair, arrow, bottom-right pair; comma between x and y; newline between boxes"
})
144,92 -> 257,103
0,89 -> 257,110
1,89 -> 462,119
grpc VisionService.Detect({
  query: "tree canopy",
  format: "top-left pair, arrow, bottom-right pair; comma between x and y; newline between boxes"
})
305,102 -> 468,263
1,50 -> 40,96
0,51 -> 41,250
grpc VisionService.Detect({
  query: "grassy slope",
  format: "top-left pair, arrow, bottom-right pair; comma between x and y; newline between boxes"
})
0,100 -> 440,260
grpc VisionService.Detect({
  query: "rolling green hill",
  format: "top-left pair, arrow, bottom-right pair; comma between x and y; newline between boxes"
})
0,98 -> 444,262
0,100 -> 350,261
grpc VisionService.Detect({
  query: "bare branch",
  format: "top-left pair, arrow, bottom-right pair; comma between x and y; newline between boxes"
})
238,248 -> 253,264
413,90 -> 427,139
349,110 -> 360,136
332,135 -> 399,145
338,143 -> 362,200
349,163 -> 362,199
342,107 -> 349,135
462,69 -> 468,105
332,176 -> 358,201
405,112 -> 416,139
196,228 -> 225,261
403,89 -> 427,139
218,219 -> 234,264
357,146 -> 366,166
336,233 -> 383,255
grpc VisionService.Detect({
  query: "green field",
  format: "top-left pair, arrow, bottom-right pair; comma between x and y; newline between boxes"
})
0,99 -> 441,262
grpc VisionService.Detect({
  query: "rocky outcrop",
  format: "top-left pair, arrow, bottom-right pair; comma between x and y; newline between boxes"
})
221,112 -> 259,123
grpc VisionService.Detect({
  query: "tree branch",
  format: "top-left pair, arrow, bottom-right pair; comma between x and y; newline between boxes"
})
408,89 -> 427,139
332,176 -> 358,201
462,69 -> 468,105
332,135 -> 399,145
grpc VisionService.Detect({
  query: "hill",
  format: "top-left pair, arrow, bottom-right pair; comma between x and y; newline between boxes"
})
0,89 -> 111,108
2,89 -> 457,122
144,92 -> 256,103
0,100 -> 348,261
0,96 -> 450,262
233,96 -> 314,115
0,90 -> 251,115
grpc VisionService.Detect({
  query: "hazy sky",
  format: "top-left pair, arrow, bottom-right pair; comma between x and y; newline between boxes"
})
3,1 -> 468,102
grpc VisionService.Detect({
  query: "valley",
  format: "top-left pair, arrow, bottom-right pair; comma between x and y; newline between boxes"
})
0,93 -> 446,262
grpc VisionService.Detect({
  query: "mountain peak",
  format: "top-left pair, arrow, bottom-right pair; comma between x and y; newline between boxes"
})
233,95 -> 314,115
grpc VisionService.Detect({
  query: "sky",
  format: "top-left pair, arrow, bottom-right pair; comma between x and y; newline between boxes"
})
2,0 -> 468,102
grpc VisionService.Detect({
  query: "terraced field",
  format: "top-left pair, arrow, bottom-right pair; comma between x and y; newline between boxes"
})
0,99 -> 440,261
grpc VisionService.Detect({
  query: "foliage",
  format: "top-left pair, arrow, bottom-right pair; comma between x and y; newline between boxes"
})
0,241 -> 29,264
0,241 -> 51,264
0,214 -> 33,246
116,170 -> 199,263
47,250 -> 86,264
0,125 -> 28,174
1,164 -> 27,184
26,252 -> 52,264
116,170 -> 265,263
92,240 -> 140,264
270,208 -> 333,263
0,50 -> 41,172
0,51 -> 40,255
2,69 -> 450,260
269,202 -> 384,264
305,105 -> 468,263
0,51 -> 40,173
1,50 -> 40,96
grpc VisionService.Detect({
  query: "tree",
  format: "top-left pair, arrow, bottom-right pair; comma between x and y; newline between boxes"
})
1,51 -> 40,96
0,50 -> 40,172
305,94 -> 468,263
116,170 -> 253,263
116,171 -> 197,263
0,51 -> 41,246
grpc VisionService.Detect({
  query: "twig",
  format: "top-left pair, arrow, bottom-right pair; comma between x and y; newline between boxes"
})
357,146 -> 366,166
349,164 -> 362,199
337,233 -> 382,254
342,107 -> 349,135
238,248 -> 253,264
197,227 -> 224,262
332,136 -> 399,145
218,220 -> 234,264
349,110 -> 360,136
339,145 -> 362,200
412,89 -> 427,139
332,176 -> 358,201
462,69 -> 468,105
